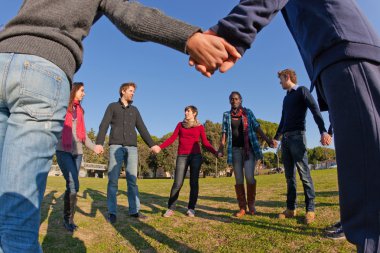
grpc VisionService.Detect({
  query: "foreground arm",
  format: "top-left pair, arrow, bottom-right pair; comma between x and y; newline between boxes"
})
100,0 -> 236,69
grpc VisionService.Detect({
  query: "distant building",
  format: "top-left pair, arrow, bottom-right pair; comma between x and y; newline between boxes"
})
49,162 -> 107,178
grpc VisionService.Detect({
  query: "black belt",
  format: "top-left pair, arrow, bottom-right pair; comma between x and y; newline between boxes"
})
283,130 -> 305,137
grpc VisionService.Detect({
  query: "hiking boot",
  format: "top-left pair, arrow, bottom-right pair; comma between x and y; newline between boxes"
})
327,226 -> 345,240
234,184 -> 247,218
278,209 -> 297,219
325,221 -> 341,233
186,209 -> 195,217
235,209 -> 246,218
163,209 -> 174,218
108,214 -> 117,224
130,212 -> 148,220
305,211 -> 316,224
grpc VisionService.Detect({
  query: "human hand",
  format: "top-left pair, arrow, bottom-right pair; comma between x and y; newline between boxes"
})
320,133 -> 332,146
94,145 -> 104,155
267,139 -> 274,148
271,140 -> 279,149
217,151 -> 224,158
186,31 -> 241,77
151,145 -> 161,154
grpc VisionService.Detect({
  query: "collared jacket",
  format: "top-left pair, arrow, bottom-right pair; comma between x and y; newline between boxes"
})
96,100 -> 155,147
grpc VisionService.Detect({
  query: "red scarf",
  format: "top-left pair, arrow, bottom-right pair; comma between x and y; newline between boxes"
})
62,100 -> 86,151
231,107 -> 250,160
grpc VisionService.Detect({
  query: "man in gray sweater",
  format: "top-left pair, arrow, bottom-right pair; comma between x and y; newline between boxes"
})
0,1 -> 239,252
95,82 -> 159,223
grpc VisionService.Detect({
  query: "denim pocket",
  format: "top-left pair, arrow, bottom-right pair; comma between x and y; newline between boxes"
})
19,59 -> 64,120
290,135 -> 307,160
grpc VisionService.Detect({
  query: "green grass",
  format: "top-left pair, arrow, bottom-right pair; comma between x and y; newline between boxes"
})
40,169 -> 354,253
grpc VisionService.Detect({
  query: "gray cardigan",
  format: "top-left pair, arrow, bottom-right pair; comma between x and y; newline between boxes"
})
0,0 -> 200,81
96,100 -> 155,147
56,119 -> 96,155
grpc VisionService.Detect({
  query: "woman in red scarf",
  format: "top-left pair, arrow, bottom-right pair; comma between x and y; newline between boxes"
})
56,82 -> 103,232
154,105 -> 218,218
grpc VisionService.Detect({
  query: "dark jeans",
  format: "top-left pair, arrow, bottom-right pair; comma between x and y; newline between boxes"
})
319,60 -> 380,252
168,154 -> 203,210
56,151 -> 83,194
281,131 -> 315,212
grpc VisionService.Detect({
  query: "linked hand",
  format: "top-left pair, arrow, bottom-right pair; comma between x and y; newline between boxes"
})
187,31 -> 241,77
94,145 -> 104,155
271,140 -> 279,149
320,133 -> 332,146
151,145 -> 161,154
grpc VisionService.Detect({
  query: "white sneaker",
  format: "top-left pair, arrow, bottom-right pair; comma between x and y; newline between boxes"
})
163,209 -> 174,218
186,209 -> 195,217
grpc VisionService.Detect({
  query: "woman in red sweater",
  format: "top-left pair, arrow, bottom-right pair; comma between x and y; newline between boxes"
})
155,105 -> 218,217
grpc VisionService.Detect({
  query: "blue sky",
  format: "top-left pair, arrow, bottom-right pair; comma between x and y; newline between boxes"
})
2,1 -> 380,149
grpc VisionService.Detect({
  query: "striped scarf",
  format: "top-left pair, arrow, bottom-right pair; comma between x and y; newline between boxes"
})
231,107 -> 250,160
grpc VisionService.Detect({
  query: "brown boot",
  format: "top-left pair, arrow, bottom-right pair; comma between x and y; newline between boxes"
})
278,209 -> 297,219
234,184 -> 246,218
305,211 -> 316,224
246,183 -> 257,215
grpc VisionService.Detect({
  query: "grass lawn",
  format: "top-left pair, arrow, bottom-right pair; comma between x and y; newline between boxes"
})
40,168 -> 355,253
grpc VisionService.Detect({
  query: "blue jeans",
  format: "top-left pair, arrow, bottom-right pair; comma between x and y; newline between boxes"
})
168,154 -> 203,210
0,53 -> 69,253
319,60 -> 380,252
232,147 -> 256,185
56,151 -> 83,194
281,132 -> 315,212
107,145 -> 139,215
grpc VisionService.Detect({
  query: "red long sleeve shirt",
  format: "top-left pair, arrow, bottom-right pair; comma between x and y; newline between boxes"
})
159,122 -> 217,155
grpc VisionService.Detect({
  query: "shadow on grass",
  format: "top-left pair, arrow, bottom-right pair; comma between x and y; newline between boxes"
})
78,188 -> 201,253
122,190 -> 324,236
315,190 -> 339,198
40,186 -> 338,252
41,191 -> 86,253
198,191 -> 339,210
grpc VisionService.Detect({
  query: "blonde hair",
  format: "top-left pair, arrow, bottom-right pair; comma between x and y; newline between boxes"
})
119,82 -> 136,97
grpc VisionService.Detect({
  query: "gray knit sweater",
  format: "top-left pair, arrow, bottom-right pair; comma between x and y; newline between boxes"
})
56,119 -> 96,155
0,0 -> 200,81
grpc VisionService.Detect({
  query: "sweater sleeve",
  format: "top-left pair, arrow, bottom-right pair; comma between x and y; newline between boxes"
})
274,108 -> 284,140
99,0 -> 200,53
302,87 -> 327,134
209,0 -> 288,55
135,108 -> 155,148
84,133 -> 96,151
159,123 -> 181,150
199,125 -> 217,155
96,104 -> 113,145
